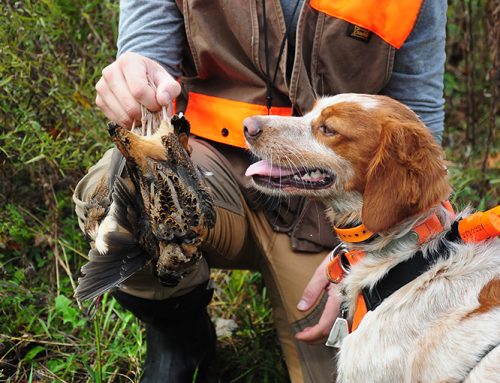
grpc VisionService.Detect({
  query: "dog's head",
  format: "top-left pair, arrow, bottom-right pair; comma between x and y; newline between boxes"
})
244,94 -> 450,232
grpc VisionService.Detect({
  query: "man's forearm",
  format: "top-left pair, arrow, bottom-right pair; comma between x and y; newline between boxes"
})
118,0 -> 185,77
382,0 -> 447,143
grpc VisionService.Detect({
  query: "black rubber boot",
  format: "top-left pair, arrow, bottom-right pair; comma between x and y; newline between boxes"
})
113,282 -> 216,383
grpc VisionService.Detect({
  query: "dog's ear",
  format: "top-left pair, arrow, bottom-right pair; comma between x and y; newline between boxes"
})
362,117 -> 451,233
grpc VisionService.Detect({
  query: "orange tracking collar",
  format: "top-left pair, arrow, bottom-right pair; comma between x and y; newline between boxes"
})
327,203 -> 500,333
328,202 -> 455,331
333,201 -> 455,245
334,224 -> 374,243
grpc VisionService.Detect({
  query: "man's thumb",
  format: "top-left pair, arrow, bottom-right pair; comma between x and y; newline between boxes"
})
152,66 -> 181,107
297,272 -> 328,311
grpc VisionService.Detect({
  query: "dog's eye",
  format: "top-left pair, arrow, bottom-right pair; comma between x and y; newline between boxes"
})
318,124 -> 337,136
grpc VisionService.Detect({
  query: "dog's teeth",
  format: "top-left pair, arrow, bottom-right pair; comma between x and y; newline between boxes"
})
294,175 -> 301,181
297,170 -> 328,183
302,173 -> 312,181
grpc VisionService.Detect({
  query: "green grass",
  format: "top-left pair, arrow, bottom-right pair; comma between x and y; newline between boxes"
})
0,0 -> 498,382
0,268 -> 287,382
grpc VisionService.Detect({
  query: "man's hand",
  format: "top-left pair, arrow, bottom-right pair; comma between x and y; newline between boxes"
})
295,251 -> 342,344
95,52 -> 181,128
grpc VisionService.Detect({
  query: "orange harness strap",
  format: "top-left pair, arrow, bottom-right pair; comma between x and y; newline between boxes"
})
327,203 -> 454,332
328,204 -> 500,333
328,204 -> 499,335
351,294 -> 368,331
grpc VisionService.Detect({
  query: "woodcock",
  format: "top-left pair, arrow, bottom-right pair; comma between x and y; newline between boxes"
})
75,112 -> 216,302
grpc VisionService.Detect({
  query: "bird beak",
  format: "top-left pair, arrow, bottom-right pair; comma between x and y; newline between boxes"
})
107,122 -> 131,159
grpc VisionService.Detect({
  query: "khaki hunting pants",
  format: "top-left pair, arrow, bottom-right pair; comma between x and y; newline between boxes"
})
73,138 -> 337,383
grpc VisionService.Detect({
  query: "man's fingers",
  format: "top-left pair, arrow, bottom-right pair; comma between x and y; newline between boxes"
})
295,260 -> 343,344
95,79 -> 134,128
120,56 -> 160,112
95,52 -> 180,122
95,94 -> 113,121
101,65 -> 142,124
297,253 -> 332,311
295,292 -> 342,344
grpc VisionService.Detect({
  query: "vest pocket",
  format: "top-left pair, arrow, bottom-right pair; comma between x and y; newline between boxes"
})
311,16 -> 394,95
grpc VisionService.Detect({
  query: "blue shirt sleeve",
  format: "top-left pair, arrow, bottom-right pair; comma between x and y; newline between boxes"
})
381,0 -> 447,143
117,0 -> 186,78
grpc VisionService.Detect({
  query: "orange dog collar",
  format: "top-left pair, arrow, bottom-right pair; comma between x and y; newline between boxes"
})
328,204 -> 455,285
334,224 -> 374,243
327,201 -> 458,332
328,203 -> 500,336
334,201 -> 455,244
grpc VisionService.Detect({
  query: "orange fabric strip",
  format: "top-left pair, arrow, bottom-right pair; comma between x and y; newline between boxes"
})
443,200 -> 455,218
459,205 -> 500,243
327,202 -> 455,331
334,224 -> 374,243
326,254 -> 346,284
413,214 -> 443,245
413,201 -> 455,244
185,92 -> 293,148
326,249 -> 365,284
352,294 -> 368,331
309,0 -> 423,49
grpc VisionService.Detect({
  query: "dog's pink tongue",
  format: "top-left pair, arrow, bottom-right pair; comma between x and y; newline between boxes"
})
245,160 -> 294,177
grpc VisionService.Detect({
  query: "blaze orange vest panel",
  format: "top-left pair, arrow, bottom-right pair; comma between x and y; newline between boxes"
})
310,0 -> 423,49
186,92 -> 293,148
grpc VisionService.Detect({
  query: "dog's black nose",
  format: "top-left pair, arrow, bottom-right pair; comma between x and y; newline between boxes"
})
243,117 -> 263,139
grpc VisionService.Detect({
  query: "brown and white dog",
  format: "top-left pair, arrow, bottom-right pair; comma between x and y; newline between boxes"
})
243,94 -> 500,383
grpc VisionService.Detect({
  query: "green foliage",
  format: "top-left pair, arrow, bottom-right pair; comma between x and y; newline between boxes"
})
0,0 -> 497,382
1,204 -> 33,244
210,270 -> 288,382
443,0 -> 499,208
0,1 -> 140,382
55,295 -> 85,328
0,0 -> 116,295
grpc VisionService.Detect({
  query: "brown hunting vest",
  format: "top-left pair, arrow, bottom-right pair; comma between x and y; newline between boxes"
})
174,0 -> 424,251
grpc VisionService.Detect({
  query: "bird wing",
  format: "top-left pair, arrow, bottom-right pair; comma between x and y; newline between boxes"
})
77,113 -> 217,296
141,133 -> 216,257
75,174 -> 150,302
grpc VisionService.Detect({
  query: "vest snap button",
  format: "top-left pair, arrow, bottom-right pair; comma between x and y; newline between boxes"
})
221,128 -> 229,137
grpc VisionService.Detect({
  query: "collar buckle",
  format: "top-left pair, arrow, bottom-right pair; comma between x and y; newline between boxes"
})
326,243 -> 356,283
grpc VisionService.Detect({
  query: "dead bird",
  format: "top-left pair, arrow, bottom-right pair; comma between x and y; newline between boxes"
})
75,113 -> 216,302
